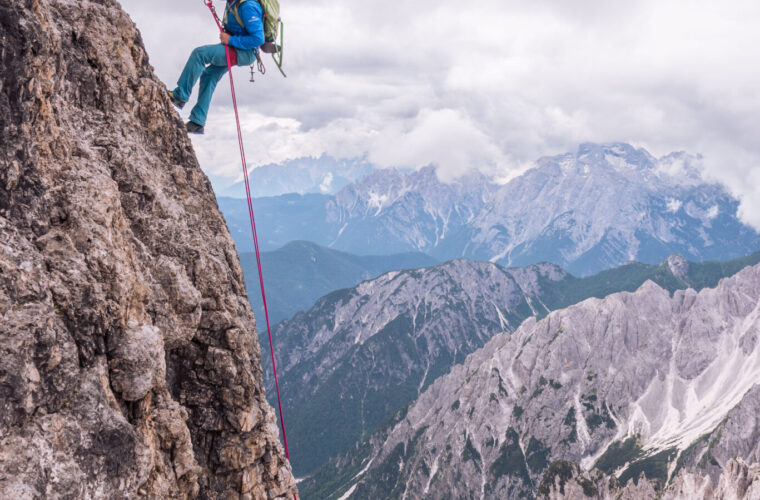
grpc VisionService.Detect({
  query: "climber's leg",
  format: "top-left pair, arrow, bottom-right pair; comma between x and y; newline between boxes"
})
172,44 -> 229,104
188,64 -> 229,128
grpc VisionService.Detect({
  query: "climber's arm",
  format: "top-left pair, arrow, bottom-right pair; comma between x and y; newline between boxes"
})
227,2 -> 265,51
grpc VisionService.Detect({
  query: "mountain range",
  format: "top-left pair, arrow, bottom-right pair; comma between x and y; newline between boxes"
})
301,261 -> 760,499
220,143 -> 760,276
239,241 -> 437,325
216,155 -> 374,198
264,251 -> 760,477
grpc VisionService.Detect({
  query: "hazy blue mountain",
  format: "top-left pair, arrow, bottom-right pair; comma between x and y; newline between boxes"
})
462,143 -> 760,275
218,193 -> 332,251
324,167 -> 498,255
265,251 -> 760,477
217,155 -> 374,198
239,241 -> 438,325
219,144 -> 760,276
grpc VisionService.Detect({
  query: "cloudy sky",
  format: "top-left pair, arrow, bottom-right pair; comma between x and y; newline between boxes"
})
120,0 -> 760,227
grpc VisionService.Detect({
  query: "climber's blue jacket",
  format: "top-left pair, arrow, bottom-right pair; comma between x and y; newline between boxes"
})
224,0 -> 266,51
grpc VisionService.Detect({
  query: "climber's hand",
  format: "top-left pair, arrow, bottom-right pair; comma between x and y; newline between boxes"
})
220,33 -> 231,45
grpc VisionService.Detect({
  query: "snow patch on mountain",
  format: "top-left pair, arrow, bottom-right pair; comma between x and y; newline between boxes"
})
320,263 -> 760,499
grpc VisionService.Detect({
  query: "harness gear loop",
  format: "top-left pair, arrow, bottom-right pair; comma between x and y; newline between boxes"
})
203,3 -> 296,498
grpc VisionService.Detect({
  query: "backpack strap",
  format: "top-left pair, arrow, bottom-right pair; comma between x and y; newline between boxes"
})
223,0 -> 250,30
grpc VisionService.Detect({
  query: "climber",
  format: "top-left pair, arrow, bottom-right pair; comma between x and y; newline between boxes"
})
167,0 -> 265,134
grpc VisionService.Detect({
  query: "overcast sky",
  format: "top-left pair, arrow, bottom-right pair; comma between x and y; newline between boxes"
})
120,0 -> 760,228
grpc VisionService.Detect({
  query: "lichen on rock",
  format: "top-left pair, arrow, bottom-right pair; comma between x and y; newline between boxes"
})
0,0 -> 297,497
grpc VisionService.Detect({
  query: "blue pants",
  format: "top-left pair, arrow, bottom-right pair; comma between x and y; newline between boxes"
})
173,44 -> 256,126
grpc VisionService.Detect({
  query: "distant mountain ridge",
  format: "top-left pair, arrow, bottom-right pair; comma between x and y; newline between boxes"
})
220,143 -> 760,276
239,241 -> 437,325
266,251 -> 760,477
217,155 -> 373,198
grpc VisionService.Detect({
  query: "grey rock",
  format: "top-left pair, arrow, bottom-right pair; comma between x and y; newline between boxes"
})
0,0 -> 296,498
108,321 -> 165,402
277,251 -> 760,477
666,254 -> 690,281
310,264 -> 760,499
539,458 -> 760,499
271,259 -> 566,474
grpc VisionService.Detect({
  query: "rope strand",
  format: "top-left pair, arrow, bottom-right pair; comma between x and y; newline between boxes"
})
203,3 -> 297,498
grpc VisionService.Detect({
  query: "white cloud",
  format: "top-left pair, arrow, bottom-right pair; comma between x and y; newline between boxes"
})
319,173 -> 334,193
366,108 -> 509,182
666,199 -> 683,213
121,0 -> 760,229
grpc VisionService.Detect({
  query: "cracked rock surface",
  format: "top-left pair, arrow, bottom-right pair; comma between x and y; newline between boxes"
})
0,0 -> 296,498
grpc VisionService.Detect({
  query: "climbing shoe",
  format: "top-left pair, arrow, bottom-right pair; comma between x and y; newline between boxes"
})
168,90 -> 185,109
186,121 -> 205,135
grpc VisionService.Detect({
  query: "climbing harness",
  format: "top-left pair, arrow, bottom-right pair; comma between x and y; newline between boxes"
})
203,2 -> 296,497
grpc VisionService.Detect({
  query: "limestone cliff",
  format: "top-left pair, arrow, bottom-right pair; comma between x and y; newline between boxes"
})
0,0 -> 296,498
307,263 -> 760,499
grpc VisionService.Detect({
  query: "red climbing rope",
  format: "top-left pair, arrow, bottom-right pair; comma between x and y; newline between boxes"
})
203,3 -> 296,497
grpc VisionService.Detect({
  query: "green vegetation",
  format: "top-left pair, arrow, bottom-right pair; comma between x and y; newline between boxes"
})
280,250 -> 760,485
563,408 -> 576,427
536,460 -> 579,496
532,377 -> 548,399
580,392 -> 615,431
686,251 -> 760,289
349,428 -> 429,499
561,408 -> 578,444
525,437 -> 551,474
451,400 -> 460,411
490,427 -> 532,486
672,433 -> 711,479
240,240 -> 438,325
547,328 -> 564,345
298,441 -> 373,500
281,314 -> 422,474
513,405 -> 524,419
594,437 -> 643,474
535,251 -> 760,315
580,476 -> 599,497
493,368 -> 509,397
463,436 -> 482,467
618,448 -> 678,489
696,423 -> 727,469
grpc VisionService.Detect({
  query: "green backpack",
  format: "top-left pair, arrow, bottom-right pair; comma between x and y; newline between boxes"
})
225,0 -> 286,77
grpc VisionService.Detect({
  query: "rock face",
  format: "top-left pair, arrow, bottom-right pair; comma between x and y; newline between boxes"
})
0,0 -> 296,498
272,260 -> 566,474
273,252 -> 760,478
538,458 -> 760,499
304,264 -> 760,499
